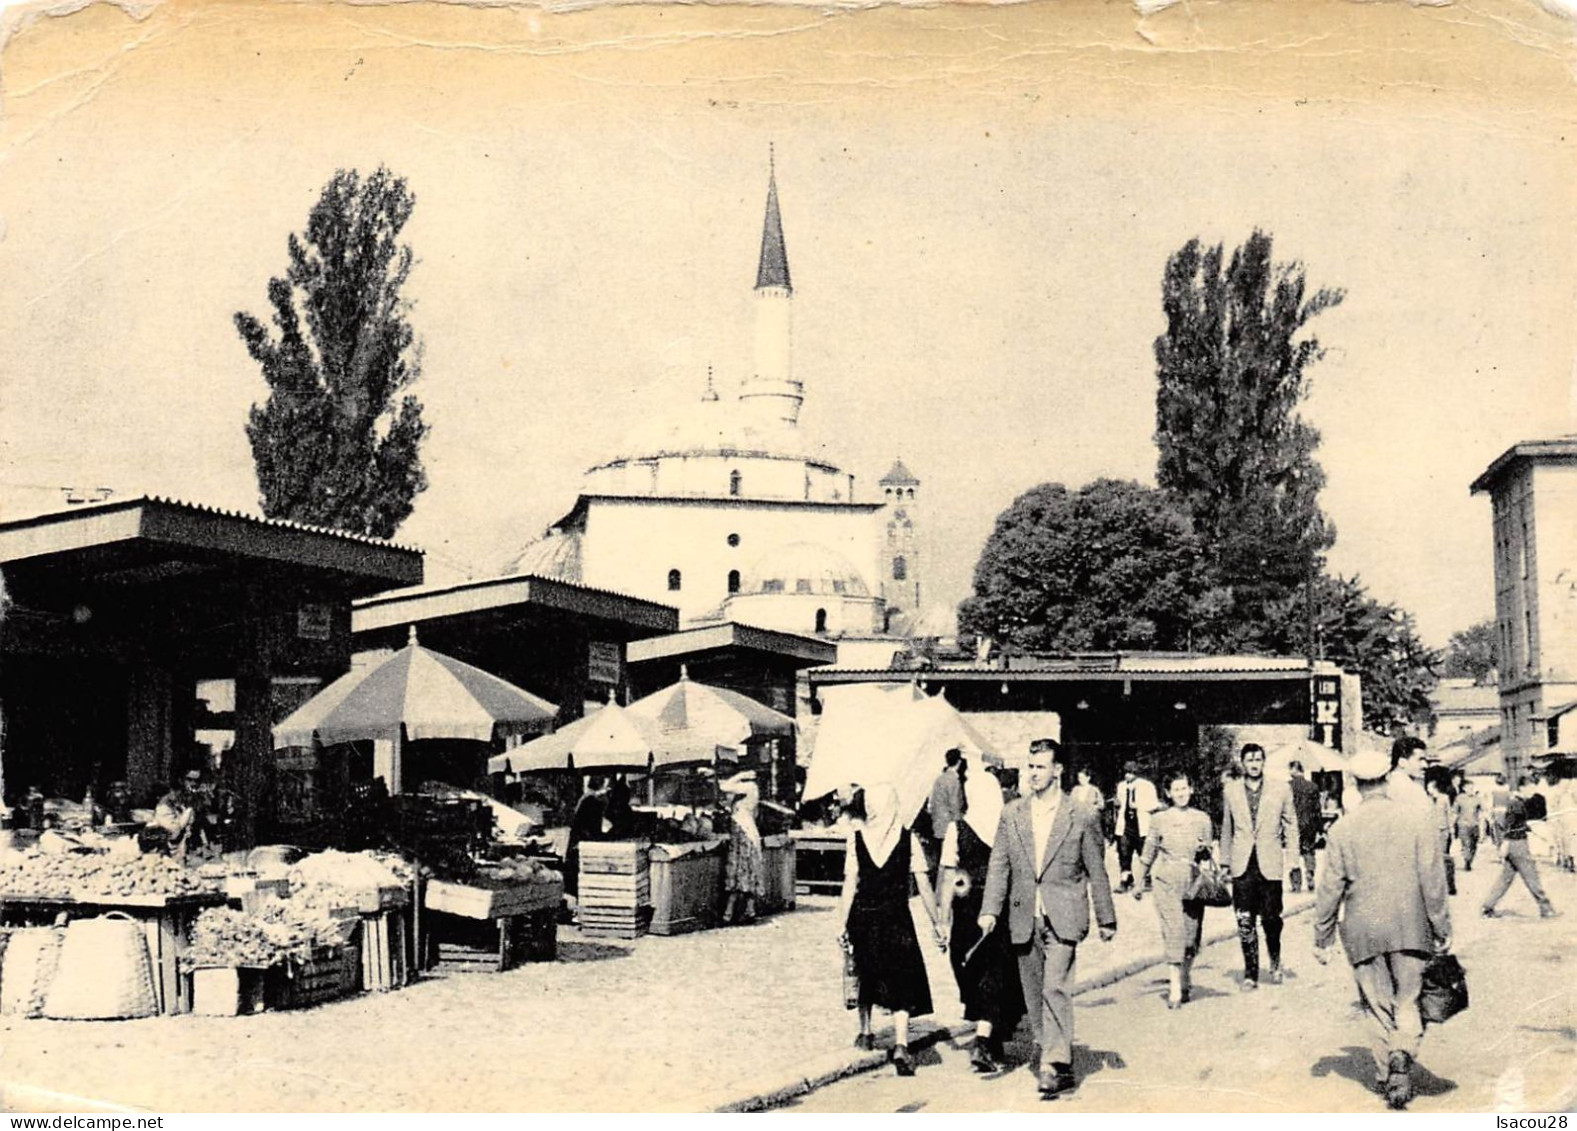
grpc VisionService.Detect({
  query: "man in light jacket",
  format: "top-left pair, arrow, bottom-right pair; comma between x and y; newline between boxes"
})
1112,761 -> 1159,892
1220,743 -> 1299,989
979,738 -> 1116,1100
1314,747 -> 1451,1110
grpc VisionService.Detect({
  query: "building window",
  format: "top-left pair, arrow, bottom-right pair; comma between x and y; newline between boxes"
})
668,569 -> 682,591
727,533 -> 740,547
796,579 -> 813,595
729,470 -> 742,497
727,569 -> 741,594
762,579 -> 784,594
892,556 -> 907,582
814,608 -> 828,634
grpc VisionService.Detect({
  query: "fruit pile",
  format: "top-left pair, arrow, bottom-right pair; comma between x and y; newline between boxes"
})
182,907 -> 317,972
0,850 -> 220,900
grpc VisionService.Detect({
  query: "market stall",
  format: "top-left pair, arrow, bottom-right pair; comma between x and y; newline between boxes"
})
490,670 -> 797,938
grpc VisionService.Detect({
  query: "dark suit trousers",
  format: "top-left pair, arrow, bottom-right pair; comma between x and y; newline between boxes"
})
1014,923 -> 1078,1068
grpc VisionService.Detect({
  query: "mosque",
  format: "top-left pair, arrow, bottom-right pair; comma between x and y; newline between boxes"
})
508,158 -> 924,650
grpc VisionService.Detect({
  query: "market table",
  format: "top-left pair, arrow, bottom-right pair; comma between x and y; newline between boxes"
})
648,838 -> 725,935
0,891 -> 227,1014
789,827 -> 847,895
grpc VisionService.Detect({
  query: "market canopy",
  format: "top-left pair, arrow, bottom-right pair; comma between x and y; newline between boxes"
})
803,690 -> 1000,824
489,701 -> 728,775
274,629 -> 559,749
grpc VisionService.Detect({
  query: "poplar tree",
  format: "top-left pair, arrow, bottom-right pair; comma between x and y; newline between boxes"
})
236,166 -> 429,540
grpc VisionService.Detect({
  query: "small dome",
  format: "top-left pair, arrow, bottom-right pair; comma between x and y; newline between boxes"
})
505,530 -> 582,583
741,541 -> 871,598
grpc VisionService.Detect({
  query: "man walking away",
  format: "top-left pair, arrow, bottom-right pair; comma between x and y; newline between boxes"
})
1288,761 -> 1322,892
1220,743 -> 1299,989
1113,762 -> 1158,893
1482,776 -> 1560,920
1314,747 -> 1452,1110
923,748 -> 967,880
979,738 -> 1117,1100
1453,778 -> 1484,872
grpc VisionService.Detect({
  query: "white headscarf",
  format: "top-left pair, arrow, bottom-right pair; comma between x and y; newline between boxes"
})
854,784 -> 906,869
961,766 -> 1004,846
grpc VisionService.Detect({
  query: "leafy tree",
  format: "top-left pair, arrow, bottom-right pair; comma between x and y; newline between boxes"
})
1441,619 -> 1498,684
236,166 -> 429,539
1154,230 -> 1344,612
958,479 -> 1209,653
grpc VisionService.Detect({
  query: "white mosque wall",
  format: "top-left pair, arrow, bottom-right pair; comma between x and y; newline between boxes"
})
726,591 -> 885,637
578,497 -> 883,623
584,451 -> 855,504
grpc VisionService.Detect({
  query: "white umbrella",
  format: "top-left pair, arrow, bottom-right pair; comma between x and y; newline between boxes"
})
803,689 -> 999,823
488,702 -> 725,775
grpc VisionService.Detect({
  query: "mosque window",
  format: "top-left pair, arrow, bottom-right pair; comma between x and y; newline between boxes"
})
762,579 -> 784,594
814,609 -> 828,634
832,580 -> 846,594
668,569 -> 682,591
796,579 -> 813,595
729,470 -> 742,497
892,556 -> 907,582
727,533 -> 740,547
728,569 -> 741,594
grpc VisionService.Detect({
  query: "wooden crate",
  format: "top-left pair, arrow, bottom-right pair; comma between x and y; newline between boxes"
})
424,877 -> 560,920
579,841 -> 649,875
429,910 -> 556,972
647,845 -> 723,936
359,910 -> 410,992
189,966 -> 267,1016
266,945 -> 361,1010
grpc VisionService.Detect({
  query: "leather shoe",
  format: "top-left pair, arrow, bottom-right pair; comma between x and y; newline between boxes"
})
970,1041 -> 1000,1073
1385,1051 -> 1413,1109
1037,1064 -> 1075,1099
892,1045 -> 916,1077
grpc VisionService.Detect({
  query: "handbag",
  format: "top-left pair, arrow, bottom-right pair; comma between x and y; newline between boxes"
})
1420,952 -> 1469,1025
1184,856 -> 1233,907
840,940 -> 860,1010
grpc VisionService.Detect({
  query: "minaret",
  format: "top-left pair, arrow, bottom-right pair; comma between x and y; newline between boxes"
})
739,148 -> 803,429
879,458 -> 921,626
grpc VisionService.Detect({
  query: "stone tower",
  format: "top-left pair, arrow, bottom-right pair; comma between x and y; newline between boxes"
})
738,150 -> 803,430
879,458 -> 921,626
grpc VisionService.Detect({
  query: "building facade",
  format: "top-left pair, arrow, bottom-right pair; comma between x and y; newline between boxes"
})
509,159 -> 922,643
1471,436 -> 1577,778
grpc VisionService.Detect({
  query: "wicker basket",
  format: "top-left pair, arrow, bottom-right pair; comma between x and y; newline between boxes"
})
43,913 -> 159,1020
0,927 -> 66,1017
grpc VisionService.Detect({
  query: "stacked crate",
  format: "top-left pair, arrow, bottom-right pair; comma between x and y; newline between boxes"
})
359,909 -> 410,991
577,841 -> 650,939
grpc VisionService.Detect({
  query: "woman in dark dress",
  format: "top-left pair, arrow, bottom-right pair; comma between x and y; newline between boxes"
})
837,784 -> 944,1077
937,765 -> 1024,1072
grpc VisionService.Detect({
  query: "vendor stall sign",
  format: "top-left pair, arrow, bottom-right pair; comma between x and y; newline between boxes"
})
587,640 -> 623,685
296,603 -> 334,641
1310,674 -> 1341,748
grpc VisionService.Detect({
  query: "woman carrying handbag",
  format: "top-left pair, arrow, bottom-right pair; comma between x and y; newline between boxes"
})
1136,770 -> 1217,1009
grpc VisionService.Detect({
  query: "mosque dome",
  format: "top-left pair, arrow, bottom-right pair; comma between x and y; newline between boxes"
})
741,541 -> 872,598
604,387 -> 813,467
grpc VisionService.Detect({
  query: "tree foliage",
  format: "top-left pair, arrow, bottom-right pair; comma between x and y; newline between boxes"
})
236,166 -> 429,539
1154,230 -> 1343,605
1441,619 -> 1498,684
958,480 -> 1208,653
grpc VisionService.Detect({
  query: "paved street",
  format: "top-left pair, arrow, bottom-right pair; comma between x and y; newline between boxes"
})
0,853 -> 1567,1112
783,863 -> 1577,1113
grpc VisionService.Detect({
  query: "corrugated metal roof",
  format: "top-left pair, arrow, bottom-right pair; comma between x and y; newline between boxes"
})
0,493 -> 425,554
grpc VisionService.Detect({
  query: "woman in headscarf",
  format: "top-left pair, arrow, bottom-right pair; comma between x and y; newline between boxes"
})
721,771 -> 766,925
936,760 -> 1024,1072
1135,769 -> 1215,1008
837,783 -> 944,1077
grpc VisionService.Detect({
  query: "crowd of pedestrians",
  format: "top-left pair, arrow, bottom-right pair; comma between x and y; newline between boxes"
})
829,731 -> 1563,1109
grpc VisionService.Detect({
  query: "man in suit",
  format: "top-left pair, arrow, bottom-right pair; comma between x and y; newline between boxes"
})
980,738 -> 1117,1099
1314,746 -> 1451,1109
1220,743 -> 1299,989
1113,761 -> 1159,892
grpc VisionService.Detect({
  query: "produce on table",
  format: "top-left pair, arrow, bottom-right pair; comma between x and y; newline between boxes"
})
287,849 -> 410,892
181,903 -> 350,972
0,850 -> 220,900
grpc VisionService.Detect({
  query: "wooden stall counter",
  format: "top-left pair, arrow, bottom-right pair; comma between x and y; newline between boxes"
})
648,838 -> 725,936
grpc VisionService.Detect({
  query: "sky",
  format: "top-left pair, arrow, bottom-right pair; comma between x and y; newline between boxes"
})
1,0 -> 1575,650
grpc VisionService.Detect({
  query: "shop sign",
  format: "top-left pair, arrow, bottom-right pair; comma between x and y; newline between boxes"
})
588,640 -> 622,685
296,603 -> 333,641
1310,675 -> 1341,747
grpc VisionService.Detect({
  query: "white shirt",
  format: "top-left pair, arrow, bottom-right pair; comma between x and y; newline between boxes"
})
1029,787 -> 1062,919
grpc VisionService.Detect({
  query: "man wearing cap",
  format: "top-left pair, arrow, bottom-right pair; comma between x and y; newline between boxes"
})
979,737 -> 1117,1100
1113,762 -> 1158,893
1221,743 -> 1299,989
1314,746 -> 1451,1109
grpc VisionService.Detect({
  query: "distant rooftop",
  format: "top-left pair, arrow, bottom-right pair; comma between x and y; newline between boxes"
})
1470,435 -> 1577,494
